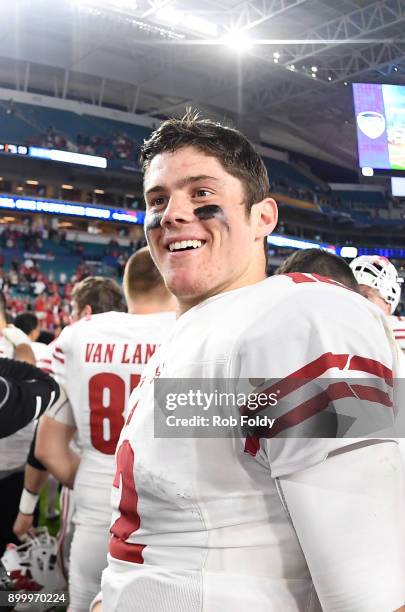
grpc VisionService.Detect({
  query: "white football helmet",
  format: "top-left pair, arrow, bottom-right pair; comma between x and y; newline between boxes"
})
1,528 -> 66,611
350,255 -> 403,314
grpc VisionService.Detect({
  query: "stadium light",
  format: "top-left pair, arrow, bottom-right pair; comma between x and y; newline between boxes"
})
223,30 -> 253,53
311,66 -> 317,72
340,246 -> 358,259
273,51 -> 280,59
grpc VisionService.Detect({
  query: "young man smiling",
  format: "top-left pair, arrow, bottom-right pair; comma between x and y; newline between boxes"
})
97,114 -> 405,612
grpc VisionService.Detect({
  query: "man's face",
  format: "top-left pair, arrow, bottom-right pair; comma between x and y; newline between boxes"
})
359,284 -> 391,315
143,146 -> 276,310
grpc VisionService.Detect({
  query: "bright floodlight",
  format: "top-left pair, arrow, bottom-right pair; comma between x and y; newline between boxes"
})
223,30 -> 253,52
273,51 -> 280,59
340,246 -> 358,259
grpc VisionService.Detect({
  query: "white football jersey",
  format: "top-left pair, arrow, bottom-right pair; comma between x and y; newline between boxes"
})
52,311 -> 175,526
102,274 -> 404,612
0,336 -> 35,472
31,341 -> 52,366
389,314 -> 405,351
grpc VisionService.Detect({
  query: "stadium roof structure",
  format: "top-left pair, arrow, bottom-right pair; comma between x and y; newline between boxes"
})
1,0 -> 405,168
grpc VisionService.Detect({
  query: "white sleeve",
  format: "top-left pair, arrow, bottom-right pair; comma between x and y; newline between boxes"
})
51,330 -> 69,388
44,384 -> 75,427
232,284 -> 399,477
49,328 -> 75,426
278,441 -> 405,612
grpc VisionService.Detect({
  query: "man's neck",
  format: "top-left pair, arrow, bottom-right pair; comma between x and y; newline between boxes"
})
128,299 -> 175,315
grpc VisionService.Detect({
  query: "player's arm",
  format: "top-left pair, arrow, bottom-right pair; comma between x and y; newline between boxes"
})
35,415 -> 79,488
36,333 -> 80,487
34,380 -> 79,488
13,464 -> 48,540
90,594 -> 102,611
13,423 -> 50,540
278,441 -> 405,612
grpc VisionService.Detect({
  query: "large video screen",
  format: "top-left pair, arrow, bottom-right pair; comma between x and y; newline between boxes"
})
353,83 -> 405,172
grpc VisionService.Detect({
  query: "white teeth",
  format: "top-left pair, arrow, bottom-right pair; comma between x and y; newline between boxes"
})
168,240 -> 203,251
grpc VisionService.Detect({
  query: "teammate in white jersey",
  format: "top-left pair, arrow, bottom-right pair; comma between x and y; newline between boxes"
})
350,254 -> 405,350
35,250 -> 176,612
12,277 -> 126,584
96,113 -> 405,612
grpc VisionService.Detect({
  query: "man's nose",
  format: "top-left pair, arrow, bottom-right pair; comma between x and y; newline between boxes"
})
161,194 -> 195,227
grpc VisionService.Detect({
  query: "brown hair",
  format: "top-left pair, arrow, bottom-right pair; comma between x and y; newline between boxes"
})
275,248 -> 359,291
140,110 -> 270,213
72,276 -> 125,314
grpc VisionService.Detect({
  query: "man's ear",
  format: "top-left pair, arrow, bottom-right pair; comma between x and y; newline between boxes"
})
82,304 -> 92,318
253,197 -> 278,240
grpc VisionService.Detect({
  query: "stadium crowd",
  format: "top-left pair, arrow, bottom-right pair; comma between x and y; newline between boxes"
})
0,224 -> 146,333
28,124 -> 139,163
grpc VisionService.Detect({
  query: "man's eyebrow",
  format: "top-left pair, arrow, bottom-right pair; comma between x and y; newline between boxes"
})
145,175 -> 219,196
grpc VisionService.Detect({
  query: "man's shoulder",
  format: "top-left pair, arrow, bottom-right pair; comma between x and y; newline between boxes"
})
60,311 -> 128,339
238,273 -> 386,345
245,273 -> 366,322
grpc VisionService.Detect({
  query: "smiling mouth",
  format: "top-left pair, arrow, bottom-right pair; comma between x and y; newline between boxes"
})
167,239 -> 206,252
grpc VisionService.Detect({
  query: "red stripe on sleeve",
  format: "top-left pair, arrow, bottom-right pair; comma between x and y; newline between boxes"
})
244,380 -> 392,455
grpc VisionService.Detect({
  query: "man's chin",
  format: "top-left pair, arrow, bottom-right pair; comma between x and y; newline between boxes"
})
166,277 -> 209,303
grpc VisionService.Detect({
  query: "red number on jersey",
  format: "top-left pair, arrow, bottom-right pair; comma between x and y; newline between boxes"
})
88,373 -> 141,455
109,439 -> 145,563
